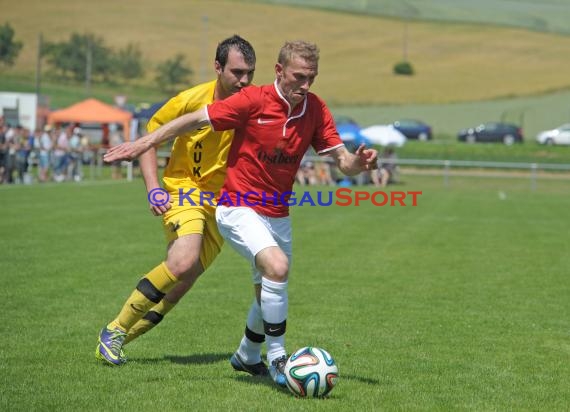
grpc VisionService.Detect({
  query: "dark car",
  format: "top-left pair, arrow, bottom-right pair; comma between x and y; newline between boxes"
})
393,119 -> 432,141
458,122 -> 523,145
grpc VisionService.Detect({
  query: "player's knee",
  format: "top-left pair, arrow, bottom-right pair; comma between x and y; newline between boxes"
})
266,257 -> 289,282
166,259 -> 192,278
166,254 -> 201,280
256,247 -> 289,282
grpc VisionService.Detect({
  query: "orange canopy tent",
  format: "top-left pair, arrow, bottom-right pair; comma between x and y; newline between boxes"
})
47,98 -> 132,142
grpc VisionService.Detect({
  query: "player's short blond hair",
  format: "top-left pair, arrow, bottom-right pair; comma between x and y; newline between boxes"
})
278,40 -> 319,67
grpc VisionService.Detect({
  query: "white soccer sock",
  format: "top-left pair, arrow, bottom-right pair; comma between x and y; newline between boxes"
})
261,277 -> 288,364
237,298 -> 264,364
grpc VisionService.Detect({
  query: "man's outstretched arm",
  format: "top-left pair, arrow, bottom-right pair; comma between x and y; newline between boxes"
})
103,108 -> 209,163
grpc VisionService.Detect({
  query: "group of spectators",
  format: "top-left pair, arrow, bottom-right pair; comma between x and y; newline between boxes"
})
0,116 -> 124,184
296,146 -> 399,187
0,114 -> 398,187
296,155 -> 336,186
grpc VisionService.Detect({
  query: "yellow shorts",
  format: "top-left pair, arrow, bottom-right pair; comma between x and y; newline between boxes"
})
162,202 -> 223,270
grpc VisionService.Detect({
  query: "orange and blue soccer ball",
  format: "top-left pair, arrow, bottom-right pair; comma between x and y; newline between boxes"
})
284,347 -> 339,397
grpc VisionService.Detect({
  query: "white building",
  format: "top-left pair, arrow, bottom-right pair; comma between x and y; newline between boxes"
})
0,92 -> 38,130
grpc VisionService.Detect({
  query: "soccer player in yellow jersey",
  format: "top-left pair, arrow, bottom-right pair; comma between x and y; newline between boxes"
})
95,35 -> 264,374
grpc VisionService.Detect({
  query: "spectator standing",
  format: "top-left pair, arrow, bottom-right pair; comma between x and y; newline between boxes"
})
38,125 -> 53,183
53,126 -> 70,182
80,130 -> 93,166
22,128 -> 41,184
4,125 -> 20,184
68,127 -> 83,182
13,125 -> 30,184
0,118 -> 7,183
109,129 -> 123,180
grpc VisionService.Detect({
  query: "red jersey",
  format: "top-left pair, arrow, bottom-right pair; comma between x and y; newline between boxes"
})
207,82 -> 343,217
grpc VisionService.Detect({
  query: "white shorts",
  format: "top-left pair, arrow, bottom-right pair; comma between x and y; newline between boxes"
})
215,205 -> 292,284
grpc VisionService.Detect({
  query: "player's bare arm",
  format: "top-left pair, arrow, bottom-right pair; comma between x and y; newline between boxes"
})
139,148 -> 171,216
329,144 -> 378,175
103,108 -> 210,163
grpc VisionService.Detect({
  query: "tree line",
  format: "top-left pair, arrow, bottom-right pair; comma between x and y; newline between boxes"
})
0,22 -> 193,94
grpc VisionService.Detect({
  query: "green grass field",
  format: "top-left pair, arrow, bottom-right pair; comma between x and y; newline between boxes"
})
1,176 -> 569,410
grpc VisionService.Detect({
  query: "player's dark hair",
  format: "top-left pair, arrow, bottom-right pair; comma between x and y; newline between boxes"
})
215,35 -> 256,69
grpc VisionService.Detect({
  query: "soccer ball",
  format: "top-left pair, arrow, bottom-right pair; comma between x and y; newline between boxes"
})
284,347 -> 339,397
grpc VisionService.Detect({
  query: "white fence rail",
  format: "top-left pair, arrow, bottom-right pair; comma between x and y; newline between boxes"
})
394,158 -> 570,190
95,151 -> 568,190
301,156 -> 570,190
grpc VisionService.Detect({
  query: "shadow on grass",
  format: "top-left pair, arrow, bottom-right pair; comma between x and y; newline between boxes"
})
133,352 -> 290,392
233,374 -> 290,394
341,373 -> 381,385
135,352 -> 232,365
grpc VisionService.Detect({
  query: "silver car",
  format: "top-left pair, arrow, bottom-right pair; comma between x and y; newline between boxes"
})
536,124 -> 570,146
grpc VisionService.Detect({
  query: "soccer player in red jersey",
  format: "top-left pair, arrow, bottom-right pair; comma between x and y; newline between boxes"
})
104,40 -> 378,386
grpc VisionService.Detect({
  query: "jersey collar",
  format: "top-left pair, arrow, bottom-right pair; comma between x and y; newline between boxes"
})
273,80 -> 307,119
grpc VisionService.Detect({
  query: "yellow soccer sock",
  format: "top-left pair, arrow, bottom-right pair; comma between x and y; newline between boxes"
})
124,298 -> 177,345
109,262 -> 178,332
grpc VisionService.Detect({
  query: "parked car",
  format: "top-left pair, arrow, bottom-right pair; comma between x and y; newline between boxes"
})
360,125 -> 407,147
333,115 -> 370,147
393,119 -> 432,141
536,124 -> 570,146
457,122 -> 523,145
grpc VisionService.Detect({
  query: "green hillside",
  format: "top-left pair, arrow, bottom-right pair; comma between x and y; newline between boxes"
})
3,0 -> 570,106
244,0 -> 570,35
1,0 -> 570,138
334,89 -> 570,139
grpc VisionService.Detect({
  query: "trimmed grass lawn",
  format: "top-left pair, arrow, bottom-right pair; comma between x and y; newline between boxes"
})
1,175 -> 569,410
